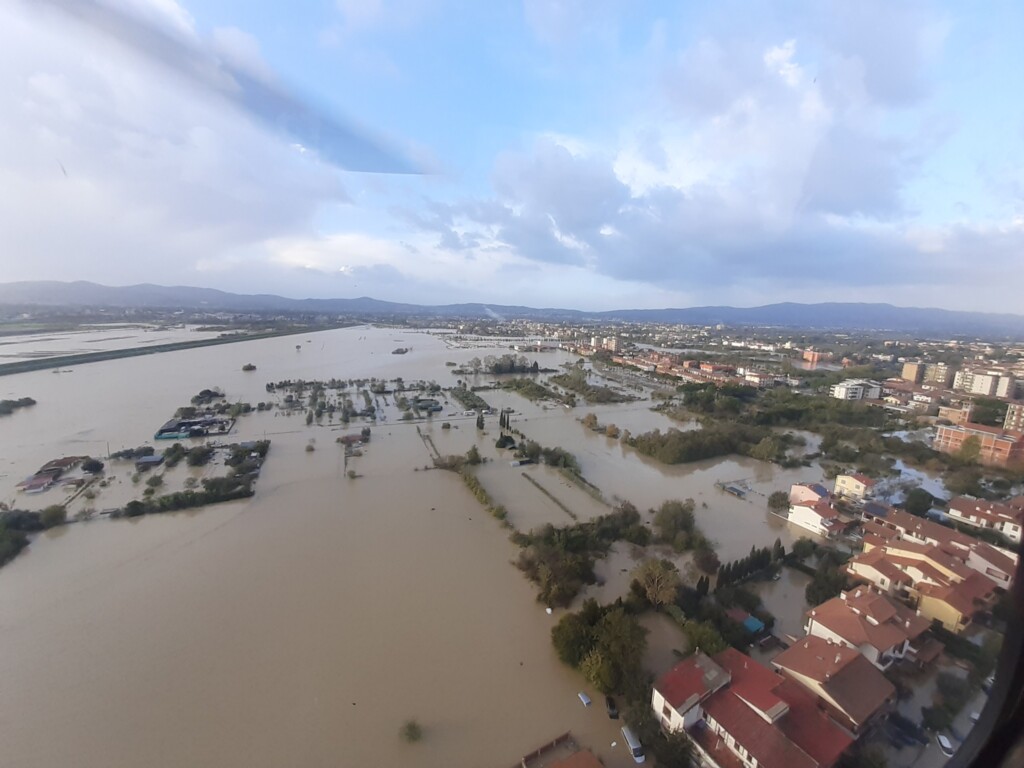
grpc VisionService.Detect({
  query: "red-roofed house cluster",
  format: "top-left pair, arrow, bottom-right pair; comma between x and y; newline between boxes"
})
652,647 -> 862,768
844,505 -> 1015,632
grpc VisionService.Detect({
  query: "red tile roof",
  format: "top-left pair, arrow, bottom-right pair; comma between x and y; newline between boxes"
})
704,691 -> 817,768
714,647 -> 787,719
919,571 -> 995,616
654,652 -> 730,711
775,678 -> 854,768
948,496 -> 1024,526
772,637 -> 895,727
807,590 -> 928,652
551,750 -> 604,768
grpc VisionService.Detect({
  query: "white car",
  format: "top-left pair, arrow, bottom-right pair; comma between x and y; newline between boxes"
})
937,734 -> 955,757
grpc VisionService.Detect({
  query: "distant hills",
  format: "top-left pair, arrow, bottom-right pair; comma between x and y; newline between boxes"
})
2,280 -> 1023,338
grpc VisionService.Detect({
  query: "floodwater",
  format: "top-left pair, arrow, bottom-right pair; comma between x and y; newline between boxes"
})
0,324 -> 831,766
0,323 -> 224,360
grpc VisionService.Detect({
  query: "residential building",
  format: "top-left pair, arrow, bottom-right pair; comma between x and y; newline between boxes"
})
859,505 -> 1016,586
901,362 -> 925,384
1005,402 -> 1024,432
833,474 -> 876,502
787,499 -> 848,539
845,536 -> 999,632
789,482 -> 830,505
937,404 -> 973,425
653,649 -> 853,768
947,496 -> 1024,544
828,379 -> 882,401
804,589 -> 932,670
771,637 -> 896,733
953,369 -> 1015,398
923,362 -> 956,387
934,423 -> 1024,467
916,572 -> 998,633
804,348 -> 832,364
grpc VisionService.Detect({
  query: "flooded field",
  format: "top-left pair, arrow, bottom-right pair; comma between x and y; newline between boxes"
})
0,323 -> 225,360
0,324 -> 831,766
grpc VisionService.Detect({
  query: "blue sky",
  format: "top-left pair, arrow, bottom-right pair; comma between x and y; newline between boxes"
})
2,0 -> 1022,312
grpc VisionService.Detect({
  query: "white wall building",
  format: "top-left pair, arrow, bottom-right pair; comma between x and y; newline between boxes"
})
829,379 -> 882,400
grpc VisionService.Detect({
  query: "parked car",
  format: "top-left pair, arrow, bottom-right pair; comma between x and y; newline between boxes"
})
605,695 -> 619,719
937,733 -> 955,757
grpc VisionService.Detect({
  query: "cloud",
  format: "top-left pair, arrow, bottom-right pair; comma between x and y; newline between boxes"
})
0,0 -> 346,285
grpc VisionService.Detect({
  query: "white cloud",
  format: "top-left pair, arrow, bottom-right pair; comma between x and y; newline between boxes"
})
763,40 -> 802,87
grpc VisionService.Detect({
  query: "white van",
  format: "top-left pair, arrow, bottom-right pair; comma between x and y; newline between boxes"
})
621,726 -> 645,764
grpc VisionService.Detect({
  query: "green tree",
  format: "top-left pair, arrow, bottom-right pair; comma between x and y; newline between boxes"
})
465,445 -> 482,465
904,488 -> 934,518
653,499 -> 696,551
551,613 -> 595,667
791,537 -> 815,560
956,435 -> 981,464
632,559 -> 681,608
81,458 -> 105,474
652,729 -> 696,768
580,649 -> 616,693
694,547 -> 720,574
771,538 -> 786,561
399,719 -> 423,742
40,505 -> 67,528
750,436 -> 781,462
682,620 -> 728,655
767,491 -> 790,511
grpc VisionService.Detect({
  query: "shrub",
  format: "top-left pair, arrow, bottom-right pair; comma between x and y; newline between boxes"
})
40,505 -> 67,528
400,720 -> 423,742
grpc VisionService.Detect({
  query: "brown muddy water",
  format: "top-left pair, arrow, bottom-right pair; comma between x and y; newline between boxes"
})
0,325 -> 830,766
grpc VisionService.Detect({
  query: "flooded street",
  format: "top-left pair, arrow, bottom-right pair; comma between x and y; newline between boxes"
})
0,325 -> 831,766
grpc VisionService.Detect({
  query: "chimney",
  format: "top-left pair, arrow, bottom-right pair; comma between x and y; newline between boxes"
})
835,653 -> 841,665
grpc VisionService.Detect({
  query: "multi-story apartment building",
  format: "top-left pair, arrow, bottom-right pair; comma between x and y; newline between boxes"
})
1005,402 -> 1024,432
935,423 -> 1024,467
953,368 -> 1016,398
923,362 -> 955,387
901,361 -> 925,383
828,379 -> 881,400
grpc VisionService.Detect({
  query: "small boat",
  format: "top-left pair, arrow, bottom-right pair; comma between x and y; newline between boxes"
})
578,692 -> 592,707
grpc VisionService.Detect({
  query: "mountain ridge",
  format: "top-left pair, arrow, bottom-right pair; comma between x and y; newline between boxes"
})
2,280 -> 1023,337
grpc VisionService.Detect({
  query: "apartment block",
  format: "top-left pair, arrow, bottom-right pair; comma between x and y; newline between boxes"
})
900,361 -> 925,383
1005,402 -> 1024,432
923,362 -> 955,387
829,379 -> 882,400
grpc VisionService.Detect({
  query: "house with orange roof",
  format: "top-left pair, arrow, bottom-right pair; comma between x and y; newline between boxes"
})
947,496 -> 1024,544
787,498 -> 850,539
771,636 -> 896,733
833,474 -> 876,502
652,649 -> 853,768
804,589 -> 932,670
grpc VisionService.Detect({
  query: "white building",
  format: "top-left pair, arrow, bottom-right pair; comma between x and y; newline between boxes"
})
828,379 -> 882,400
788,499 -> 846,538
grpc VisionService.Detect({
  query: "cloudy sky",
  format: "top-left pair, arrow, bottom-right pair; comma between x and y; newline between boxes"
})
2,0 -> 1022,312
